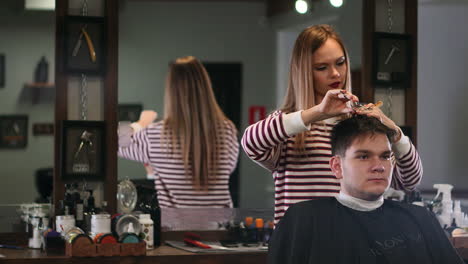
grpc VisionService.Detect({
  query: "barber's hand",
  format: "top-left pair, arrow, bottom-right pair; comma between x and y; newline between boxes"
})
355,106 -> 402,143
301,89 -> 359,125
144,163 -> 154,175
316,89 -> 359,118
137,110 -> 158,128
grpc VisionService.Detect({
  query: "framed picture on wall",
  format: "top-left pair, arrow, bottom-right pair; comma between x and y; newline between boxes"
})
33,123 -> 54,136
61,120 -> 105,180
118,104 -> 143,123
0,115 -> 28,149
373,32 -> 412,88
64,16 -> 106,75
0,54 -> 5,88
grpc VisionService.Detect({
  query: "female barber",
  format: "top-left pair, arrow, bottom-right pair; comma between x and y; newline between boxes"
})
241,25 -> 423,224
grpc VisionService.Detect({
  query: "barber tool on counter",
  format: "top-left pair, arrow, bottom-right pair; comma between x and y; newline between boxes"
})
116,178 -> 160,248
216,217 -> 273,248
165,216 -> 272,253
388,185 -> 468,238
427,184 -> 468,236
431,184 -> 454,228
40,179 -> 159,256
55,183 -> 101,232
18,203 -> 52,249
13,178 -> 161,256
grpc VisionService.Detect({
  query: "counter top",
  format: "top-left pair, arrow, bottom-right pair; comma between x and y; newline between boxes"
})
2,232 -> 468,263
0,245 -> 267,264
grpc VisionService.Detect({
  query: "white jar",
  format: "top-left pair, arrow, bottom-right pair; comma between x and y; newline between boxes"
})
55,215 -> 75,235
91,214 -> 111,236
139,214 -> 154,250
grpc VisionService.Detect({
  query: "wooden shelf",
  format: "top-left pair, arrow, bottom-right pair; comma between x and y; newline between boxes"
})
24,82 -> 54,89
24,82 -> 55,104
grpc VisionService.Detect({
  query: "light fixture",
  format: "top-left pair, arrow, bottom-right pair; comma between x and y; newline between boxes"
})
25,0 -> 55,11
329,0 -> 343,8
295,0 -> 309,14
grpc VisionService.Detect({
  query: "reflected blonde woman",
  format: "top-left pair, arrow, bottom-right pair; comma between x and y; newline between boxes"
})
119,56 -> 239,208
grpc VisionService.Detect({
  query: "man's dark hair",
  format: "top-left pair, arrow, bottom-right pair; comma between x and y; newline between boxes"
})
331,115 -> 396,156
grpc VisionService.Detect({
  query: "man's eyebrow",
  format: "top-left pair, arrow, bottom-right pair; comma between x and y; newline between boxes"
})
353,150 -> 392,155
353,150 -> 370,154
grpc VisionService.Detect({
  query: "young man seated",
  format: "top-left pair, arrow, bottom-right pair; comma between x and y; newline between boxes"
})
268,115 -> 463,264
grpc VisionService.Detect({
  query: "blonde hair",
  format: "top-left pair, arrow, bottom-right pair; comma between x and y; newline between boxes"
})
281,24 -> 352,151
163,56 -> 236,190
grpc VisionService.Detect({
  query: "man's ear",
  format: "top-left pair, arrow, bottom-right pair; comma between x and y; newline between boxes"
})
330,155 -> 343,179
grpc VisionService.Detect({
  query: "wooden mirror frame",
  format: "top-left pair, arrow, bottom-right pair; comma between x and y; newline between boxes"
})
359,0 -> 418,145
54,0 -> 119,215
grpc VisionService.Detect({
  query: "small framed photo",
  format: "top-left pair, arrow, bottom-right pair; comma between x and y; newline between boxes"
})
118,104 -> 143,123
64,16 -> 106,75
61,120 -> 105,180
373,32 -> 412,88
0,115 -> 28,149
0,54 -> 5,88
33,123 -> 54,136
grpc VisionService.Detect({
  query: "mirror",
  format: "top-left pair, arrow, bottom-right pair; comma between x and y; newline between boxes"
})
0,0 -> 55,231
0,0 -> 364,232
117,0 -> 363,209
0,2 -> 55,203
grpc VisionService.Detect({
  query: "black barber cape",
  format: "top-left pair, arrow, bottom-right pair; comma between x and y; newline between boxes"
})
268,198 -> 464,264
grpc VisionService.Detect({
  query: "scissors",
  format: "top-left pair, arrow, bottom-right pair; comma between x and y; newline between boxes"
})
339,90 -> 383,111
352,100 -> 383,111
354,100 -> 383,111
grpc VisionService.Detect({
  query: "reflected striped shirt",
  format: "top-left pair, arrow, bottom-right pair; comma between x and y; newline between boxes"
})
118,121 -> 239,208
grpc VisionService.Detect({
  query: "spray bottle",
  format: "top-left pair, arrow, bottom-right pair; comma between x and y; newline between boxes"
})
433,184 -> 454,228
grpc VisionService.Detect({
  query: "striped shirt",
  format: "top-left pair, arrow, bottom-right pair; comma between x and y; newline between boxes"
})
241,110 -> 423,224
118,121 -> 239,208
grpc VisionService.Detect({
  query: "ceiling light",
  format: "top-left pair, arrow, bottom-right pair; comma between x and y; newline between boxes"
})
25,0 -> 55,11
295,0 -> 309,14
329,0 -> 343,8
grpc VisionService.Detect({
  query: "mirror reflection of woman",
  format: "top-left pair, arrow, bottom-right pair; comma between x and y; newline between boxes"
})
119,56 -> 239,208
241,25 -> 423,224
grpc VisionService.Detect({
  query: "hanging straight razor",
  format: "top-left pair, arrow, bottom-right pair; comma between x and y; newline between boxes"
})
72,25 -> 97,63
81,27 -> 96,62
72,29 -> 84,57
